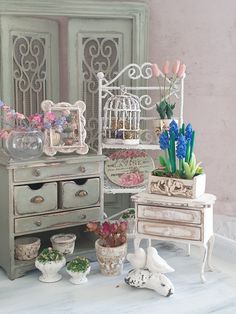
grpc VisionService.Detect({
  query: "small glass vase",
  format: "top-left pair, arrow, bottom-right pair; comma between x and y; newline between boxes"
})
5,129 -> 44,160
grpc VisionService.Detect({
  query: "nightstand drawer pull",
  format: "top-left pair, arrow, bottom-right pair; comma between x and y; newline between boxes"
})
32,169 -> 41,177
30,196 -> 44,204
34,220 -> 42,226
75,190 -> 88,197
78,166 -> 86,173
79,214 -> 87,220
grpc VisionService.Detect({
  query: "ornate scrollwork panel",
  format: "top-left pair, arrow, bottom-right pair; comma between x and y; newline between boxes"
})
82,36 -> 121,149
12,32 -> 48,115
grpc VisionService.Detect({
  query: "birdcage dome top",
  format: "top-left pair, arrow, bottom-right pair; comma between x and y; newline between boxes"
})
104,91 -> 140,112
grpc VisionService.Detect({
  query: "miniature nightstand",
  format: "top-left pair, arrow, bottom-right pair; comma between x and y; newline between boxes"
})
131,192 -> 216,283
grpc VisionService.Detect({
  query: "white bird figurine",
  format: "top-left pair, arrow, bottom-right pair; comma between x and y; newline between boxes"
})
145,247 -> 175,274
127,247 -> 146,270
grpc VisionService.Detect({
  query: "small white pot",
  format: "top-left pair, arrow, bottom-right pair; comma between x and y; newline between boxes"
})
66,266 -> 91,285
35,257 -> 66,283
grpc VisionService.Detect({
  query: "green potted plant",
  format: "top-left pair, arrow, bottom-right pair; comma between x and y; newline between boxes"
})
66,257 -> 91,284
35,247 -> 66,282
86,220 -> 128,276
121,208 -> 136,236
148,120 -> 205,198
151,61 -> 186,136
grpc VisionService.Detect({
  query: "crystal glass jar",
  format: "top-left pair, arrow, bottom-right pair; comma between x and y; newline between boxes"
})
5,130 -> 44,160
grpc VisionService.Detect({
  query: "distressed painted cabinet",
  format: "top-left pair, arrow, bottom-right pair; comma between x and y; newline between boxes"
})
132,192 -> 216,283
0,153 -> 105,279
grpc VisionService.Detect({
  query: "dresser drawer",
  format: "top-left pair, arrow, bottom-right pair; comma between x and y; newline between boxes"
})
14,207 -> 101,234
13,162 -> 100,182
138,205 -> 201,224
59,178 -> 100,209
14,182 -> 57,215
137,220 -> 201,241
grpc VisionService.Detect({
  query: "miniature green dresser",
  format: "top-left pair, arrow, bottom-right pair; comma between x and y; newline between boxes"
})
0,153 -> 105,279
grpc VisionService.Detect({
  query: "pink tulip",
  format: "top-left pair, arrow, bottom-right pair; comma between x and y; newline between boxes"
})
162,61 -> 170,75
177,63 -> 187,77
172,60 -> 181,75
151,63 -> 161,77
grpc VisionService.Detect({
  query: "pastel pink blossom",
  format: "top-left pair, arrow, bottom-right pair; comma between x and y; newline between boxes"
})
44,111 -> 56,122
29,114 -> 42,124
15,113 -> 25,120
177,63 -> 187,78
62,110 -> 70,116
162,61 -> 170,75
172,60 -> 181,75
151,63 -> 161,77
6,111 -> 14,120
0,131 -> 9,139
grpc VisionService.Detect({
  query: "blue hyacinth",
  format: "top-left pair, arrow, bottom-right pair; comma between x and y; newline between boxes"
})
185,123 -> 193,141
176,134 -> 187,159
159,132 -> 170,150
169,120 -> 179,140
44,122 -> 52,129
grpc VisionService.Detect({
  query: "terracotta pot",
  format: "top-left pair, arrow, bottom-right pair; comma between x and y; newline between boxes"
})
148,173 -> 206,199
95,239 -> 127,276
153,119 -> 178,137
15,237 -> 41,261
50,233 -> 76,255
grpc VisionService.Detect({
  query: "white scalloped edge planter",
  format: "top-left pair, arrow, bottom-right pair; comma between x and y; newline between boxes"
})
35,257 -> 66,283
66,266 -> 91,285
148,173 -> 206,199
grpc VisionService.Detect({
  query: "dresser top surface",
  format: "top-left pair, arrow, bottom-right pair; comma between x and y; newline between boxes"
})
0,151 -> 105,169
131,192 -> 216,207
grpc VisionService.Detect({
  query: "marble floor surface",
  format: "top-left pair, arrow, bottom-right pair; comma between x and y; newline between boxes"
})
0,236 -> 236,314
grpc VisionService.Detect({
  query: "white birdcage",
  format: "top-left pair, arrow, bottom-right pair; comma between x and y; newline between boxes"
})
103,87 -> 141,145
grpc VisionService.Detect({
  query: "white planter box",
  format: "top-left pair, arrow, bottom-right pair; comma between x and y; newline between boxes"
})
148,173 -> 206,199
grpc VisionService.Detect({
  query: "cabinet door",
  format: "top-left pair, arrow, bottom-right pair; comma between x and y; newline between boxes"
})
0,16 -> 59,115
68,17 -> 132,150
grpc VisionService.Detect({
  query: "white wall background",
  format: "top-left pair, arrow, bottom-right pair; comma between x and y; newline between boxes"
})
147,0 -> 236,239
106,0 -> 236,239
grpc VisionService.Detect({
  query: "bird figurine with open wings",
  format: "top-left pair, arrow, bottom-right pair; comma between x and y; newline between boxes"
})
125,246 -> 175,297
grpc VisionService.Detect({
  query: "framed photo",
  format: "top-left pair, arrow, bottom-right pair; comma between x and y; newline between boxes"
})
105,150 -> 154,187
41,100 -> 89,156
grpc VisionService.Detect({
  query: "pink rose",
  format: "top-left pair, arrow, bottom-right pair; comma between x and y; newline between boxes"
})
162,61 -> 170,75
151,63 -> 161,77
172,60 -> 181,75
177,63 -> 186,78
45,112 -> 56,122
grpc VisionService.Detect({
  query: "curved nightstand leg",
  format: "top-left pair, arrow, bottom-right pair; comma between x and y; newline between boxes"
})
200,244 -> 208,283
186,243 -> 191,256
207,235 -> 215,271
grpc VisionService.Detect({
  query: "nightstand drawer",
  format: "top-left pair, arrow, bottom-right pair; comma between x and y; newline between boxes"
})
138,205 -> 201,224
137,220 -> 201,241
14,207 -> 101,234
59,178 -> 100,209
14,182 -> 57,215
13,162 -> 99,182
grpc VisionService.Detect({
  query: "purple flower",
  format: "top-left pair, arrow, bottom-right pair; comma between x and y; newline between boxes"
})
176,134 -> 187,159
169,120 -> 179,140
44,122 -> 52,129
54,117 -> 66,126
159,132 -> 170,150
185,123 -> 193,141
0,100 -> 4,107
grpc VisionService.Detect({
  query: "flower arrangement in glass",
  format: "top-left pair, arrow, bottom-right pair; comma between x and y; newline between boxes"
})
151,61 -> 186,135
148,120 -> 206,198
0,100 -> 44,159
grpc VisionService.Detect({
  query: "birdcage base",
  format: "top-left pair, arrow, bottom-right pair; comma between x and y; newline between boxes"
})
104,138 -> 139,145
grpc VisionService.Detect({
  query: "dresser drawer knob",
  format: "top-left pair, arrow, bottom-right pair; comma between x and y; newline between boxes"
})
34,220 -> 42,227
30,196 -> 44,204
75,190 -> 88,197
78,166 -> 86,173
79,214 -> 87,220
32,169 -> 41,177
